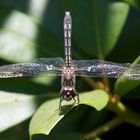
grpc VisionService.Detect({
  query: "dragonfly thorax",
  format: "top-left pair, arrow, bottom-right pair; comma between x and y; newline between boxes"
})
62,66 -> 75,80
60,87 -> 76,101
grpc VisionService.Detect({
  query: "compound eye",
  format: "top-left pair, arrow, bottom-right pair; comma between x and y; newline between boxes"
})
61,88 -> 76,101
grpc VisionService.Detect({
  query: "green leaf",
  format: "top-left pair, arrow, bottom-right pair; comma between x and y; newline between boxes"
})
62,0 -> 129,58
80,90 -> 109,111
0,1 -> 130,60
83,137 -> 101,140
44,133 -> 84,140
0,91 -> 38,132
0,4 -> 63,62
115,56 -> 140,96
122,0 -> 140,10
29,90 -> 109,137
108,14 -> 140,62
0,78 -> 50,94
0,8 -> 37,62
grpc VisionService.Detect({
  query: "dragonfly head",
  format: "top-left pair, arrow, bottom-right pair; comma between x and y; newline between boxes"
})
60,87 -> 76,101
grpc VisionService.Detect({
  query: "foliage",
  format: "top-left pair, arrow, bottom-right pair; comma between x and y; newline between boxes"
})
0,0 -> 140,140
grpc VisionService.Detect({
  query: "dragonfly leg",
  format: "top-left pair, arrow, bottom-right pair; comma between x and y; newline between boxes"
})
75,92 -> 80,110
72,92 -> 80,110
59,96 -> 63,110
77,93 -> 80,105
72,97 -> 76,105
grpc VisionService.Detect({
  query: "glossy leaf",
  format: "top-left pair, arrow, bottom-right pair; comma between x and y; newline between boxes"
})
0,91 -> 38,132
0,1 -> 129,61
122,0 -> 140,10
0,9 -> 37,62
107,13 -> 140,62
29,90 -> 109,137
0,3 -> 63,62
83,137 -> 101,140
115,56 -> 140,96
62,0 -> 129,58
32,133 -> 84,140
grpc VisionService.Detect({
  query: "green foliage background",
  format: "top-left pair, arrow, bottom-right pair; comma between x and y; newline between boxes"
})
0,0 -> 140,140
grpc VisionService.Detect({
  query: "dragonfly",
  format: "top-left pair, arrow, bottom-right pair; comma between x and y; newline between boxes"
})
0,11 -> 139,108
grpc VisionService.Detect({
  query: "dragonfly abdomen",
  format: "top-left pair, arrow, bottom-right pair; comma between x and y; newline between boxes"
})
64,11 -> 72,67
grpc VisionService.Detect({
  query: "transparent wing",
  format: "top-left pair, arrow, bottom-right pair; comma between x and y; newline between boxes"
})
73,60 -> 140,80
0,57 -> 64,78
34,57 -> 64,66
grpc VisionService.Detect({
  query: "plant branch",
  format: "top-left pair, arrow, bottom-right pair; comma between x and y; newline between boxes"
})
85,116 -> 123,139
108,97 -> 140,128
82,77 -> 110,92
82,77 -> 97,89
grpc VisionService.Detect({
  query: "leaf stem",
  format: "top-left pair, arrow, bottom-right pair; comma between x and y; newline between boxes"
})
108,96 -> 140,127
84,97 -> 140,139
82,77 -> 110,93
85,116 -> 123,139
